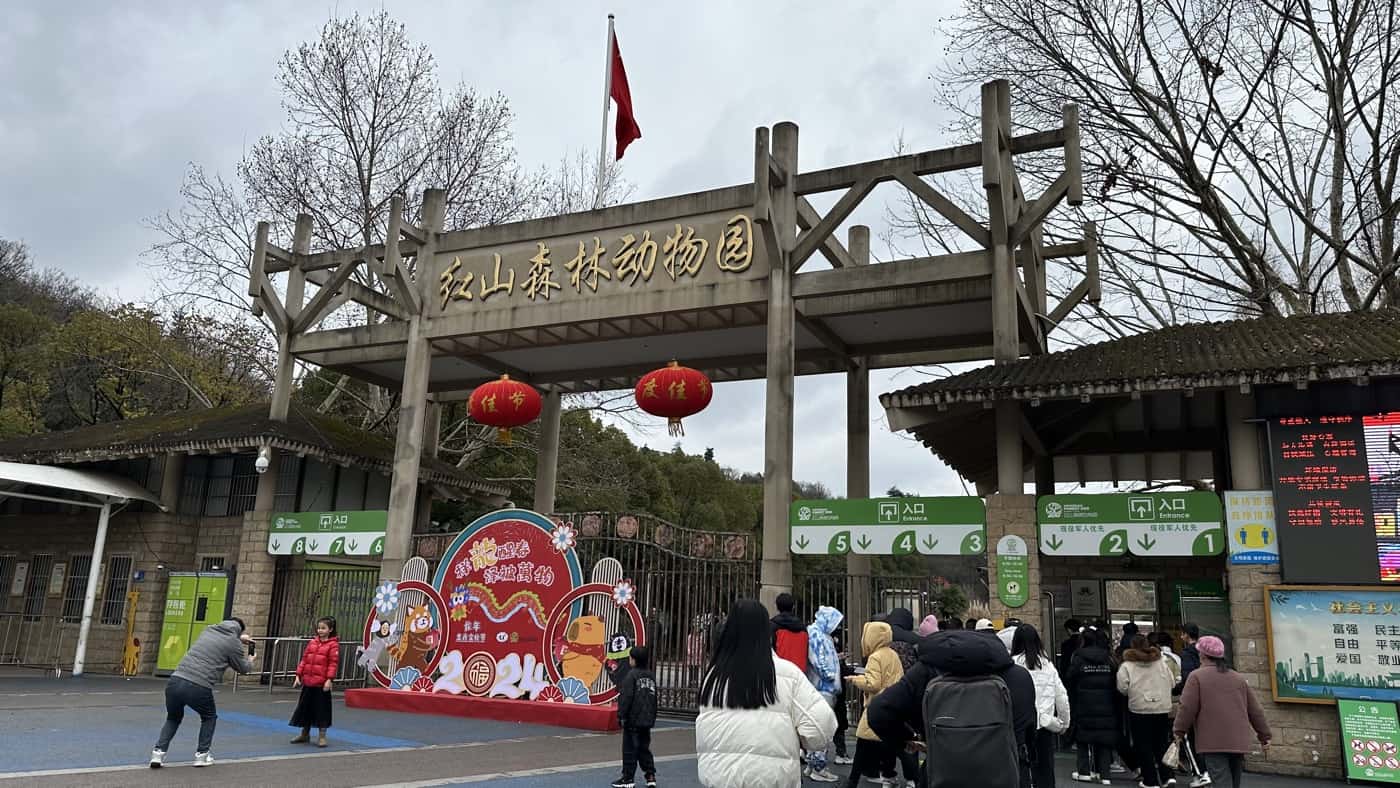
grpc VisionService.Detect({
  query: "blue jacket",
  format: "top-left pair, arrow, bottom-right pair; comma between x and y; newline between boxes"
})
807,606 -> 844,694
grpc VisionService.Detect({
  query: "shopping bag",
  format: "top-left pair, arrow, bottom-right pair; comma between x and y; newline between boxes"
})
1162,740 -> 1181,771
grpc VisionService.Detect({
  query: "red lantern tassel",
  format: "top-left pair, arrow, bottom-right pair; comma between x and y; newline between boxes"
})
669,417 -> 684,437
497,427 -> 513,445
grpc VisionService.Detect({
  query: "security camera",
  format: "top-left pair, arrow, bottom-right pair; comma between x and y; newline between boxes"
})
255,446 -> 271,474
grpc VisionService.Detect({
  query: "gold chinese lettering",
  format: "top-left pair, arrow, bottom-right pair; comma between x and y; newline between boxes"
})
1332,601 -> 1346,613
668,380 -> 686,400
479,254 -> 515,301
662,224 -> 708,280
522,242 -> 561,301
642,379 -> 659,399
482,394 -> 498,413
613,231 -> 658,286
438,257 -> 475,310
509,390 -> 525,409
564,237 -> 610,293
716,214 -> 754,273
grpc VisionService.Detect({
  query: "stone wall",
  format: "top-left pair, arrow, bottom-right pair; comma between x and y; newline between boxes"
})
229,510 -> 276,638
195,517 -> 244,567
1228,562 -> 1341,779
986,494 -> 1040,625
0,510 -> 199,675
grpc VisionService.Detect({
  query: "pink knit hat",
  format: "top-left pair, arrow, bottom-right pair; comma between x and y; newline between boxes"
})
918,614 -> 940,636
1197,635 -> 1225,659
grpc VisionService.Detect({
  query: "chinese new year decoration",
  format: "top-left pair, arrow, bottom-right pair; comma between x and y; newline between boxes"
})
468,375 -> 542,444
634,360 -> 712,436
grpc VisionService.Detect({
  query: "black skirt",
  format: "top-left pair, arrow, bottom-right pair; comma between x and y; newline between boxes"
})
289,684 -> 333,729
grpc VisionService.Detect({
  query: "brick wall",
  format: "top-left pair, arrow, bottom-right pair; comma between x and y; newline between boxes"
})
229,510 -> 276,638
986,494 -> 1040,625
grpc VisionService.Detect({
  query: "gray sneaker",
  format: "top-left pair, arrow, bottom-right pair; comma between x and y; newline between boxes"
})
193,751 -> 214,767
148,749 -> 165,769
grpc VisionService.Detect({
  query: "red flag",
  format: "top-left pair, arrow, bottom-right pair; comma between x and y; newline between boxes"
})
610,34 -> 641,159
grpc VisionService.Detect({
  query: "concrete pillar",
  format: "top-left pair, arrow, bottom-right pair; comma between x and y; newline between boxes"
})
382,189 -> 444,582
231,213 -> 311,636
760,121 -> 798,612
995,401 -> 1023,494
414,402 -> 442,534
159,452 -> 185,512
846,351 -> 872,634
1225,390 -> 1263,489
985,493 -> 1040,625
1034,455 -> 1055,497
533,389 -> 563,514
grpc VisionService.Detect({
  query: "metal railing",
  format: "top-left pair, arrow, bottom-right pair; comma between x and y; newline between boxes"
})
0,613 -> 72,675
233,635 -> 369,694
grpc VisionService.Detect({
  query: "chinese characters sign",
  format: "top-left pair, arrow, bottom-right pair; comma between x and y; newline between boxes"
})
1266,586 -> 1400,704
1037,493 -> 1224,557
268,510 -> 387,556
996,535 -> 1029,608
788,497 -> 986,555
1339,699 -> 1400,783
1225,490 -> 1279,566
436,211 -> 766,315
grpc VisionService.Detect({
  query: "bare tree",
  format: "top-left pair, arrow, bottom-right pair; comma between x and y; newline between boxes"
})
894,0 -> 1399,339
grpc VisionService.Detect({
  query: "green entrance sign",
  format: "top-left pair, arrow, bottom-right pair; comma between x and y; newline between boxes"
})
996,535 -> 1030,608
1340,699 -> 1400,783
268,510 -> 388,557
790,497 -> 986,556
1037,493 -> 1223,557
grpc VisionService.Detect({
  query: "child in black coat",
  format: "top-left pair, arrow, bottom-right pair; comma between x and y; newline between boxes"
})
612,645 -> 658,788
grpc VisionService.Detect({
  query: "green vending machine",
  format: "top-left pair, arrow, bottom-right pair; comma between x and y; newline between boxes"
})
156,572 -> 230,674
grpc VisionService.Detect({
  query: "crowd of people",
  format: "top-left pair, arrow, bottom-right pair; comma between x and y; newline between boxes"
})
692,599 -> 1272,788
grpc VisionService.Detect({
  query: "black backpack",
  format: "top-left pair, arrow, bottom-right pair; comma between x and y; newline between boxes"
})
630,672 -> 658,728
922,673 -> 1020,788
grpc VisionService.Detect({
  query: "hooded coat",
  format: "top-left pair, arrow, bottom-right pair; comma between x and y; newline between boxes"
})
171,620 -> 254,688
806,606 -> 843,695
866,630 -> 1037,753
1066,645 -> 1118,745
1117,645 -> 1175,714
848,622 -> 904,740
884,607 -> 920,671
771,611 -> 809,673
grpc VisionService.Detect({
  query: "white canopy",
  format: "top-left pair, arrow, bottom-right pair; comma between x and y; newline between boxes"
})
0,460 -> 163,509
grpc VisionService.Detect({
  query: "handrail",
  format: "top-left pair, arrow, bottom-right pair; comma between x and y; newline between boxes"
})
0,612 -> 72,677
232,635 -> 368,694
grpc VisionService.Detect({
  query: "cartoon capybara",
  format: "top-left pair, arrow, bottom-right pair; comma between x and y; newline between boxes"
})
559,614 -> 607,687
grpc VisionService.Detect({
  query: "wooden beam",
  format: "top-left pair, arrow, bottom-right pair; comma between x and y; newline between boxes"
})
796,310 -> 849,362
303,269 -> 409,321
791,178 -> 876,270
796,197 -> 858,268
792,250 -> 992,299
1009,170 -> 1071,246
894,171 -> 992,247
754,127 -> 772,225
1047,279 -> 1091,327
1063,105 -> 1083,206
294,258 -> 362,333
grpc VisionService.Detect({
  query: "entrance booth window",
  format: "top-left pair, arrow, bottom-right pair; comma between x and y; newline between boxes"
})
1105,579 -> 1158,644
61,555 -> 93,623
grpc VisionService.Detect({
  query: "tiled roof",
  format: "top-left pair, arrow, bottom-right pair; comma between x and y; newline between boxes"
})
0,404 -> 507,500
882,309 -> 1400,407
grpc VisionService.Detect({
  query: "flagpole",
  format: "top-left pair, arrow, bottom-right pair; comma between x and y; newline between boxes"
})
594,14 -> 615,210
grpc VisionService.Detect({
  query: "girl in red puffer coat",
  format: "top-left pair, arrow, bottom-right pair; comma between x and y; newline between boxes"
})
290,617 -> 339,747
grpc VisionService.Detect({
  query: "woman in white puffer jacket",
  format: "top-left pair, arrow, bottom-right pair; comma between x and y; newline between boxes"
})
1011,624 -> 1071,788
695,599 -> 837,788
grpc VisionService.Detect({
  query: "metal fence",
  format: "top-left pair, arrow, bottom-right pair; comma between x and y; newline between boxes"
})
0,613 -> 71,675
268,566 -> 380,640
233,635 -> 370,693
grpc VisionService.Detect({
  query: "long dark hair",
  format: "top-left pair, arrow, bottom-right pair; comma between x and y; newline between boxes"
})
698,599 -> 777,710
1011,623 -> 1046,671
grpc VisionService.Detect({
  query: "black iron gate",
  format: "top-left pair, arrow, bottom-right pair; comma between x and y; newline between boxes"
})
268,565 -> 379,638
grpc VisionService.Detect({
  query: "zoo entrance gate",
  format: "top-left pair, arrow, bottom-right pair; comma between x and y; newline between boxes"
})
268,512 -> 952,714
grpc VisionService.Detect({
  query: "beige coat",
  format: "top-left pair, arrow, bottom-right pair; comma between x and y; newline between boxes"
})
1116,646 -> 1175,715
848,622 -> 904,740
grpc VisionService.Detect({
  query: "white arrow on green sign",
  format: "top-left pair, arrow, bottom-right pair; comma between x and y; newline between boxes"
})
790,497 -> 986,556
267,510 -> 387,557
1037,493 -> 1223,557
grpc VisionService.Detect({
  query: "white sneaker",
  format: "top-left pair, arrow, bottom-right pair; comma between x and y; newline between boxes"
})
1189,776 -> 1213,787
1110,764 -> 1127,774
148,749 -> 165,769
834,755 -> 854,765
193,751 -> 214,767
1071,773 -> 1096,783
809,768 -> 840,783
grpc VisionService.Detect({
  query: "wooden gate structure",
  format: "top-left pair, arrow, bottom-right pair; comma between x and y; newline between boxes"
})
237,80 -> 1097,630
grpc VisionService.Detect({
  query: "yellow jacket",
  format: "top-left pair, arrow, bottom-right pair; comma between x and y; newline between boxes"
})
848,621 -> 903,741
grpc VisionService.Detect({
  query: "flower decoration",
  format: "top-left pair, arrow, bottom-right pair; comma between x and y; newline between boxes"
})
612,579 -> 635,608
410,675 -> 436,693
374,581 -> 400,616
433,650 -> 467,695
390,667 -> 423,690
550,522 -> 577,553
556,677 -> 590,704
537,685 -> 565,702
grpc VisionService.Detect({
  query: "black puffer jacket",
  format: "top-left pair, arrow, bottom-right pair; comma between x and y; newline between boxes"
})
885,607 -> 919,670
867,630 -> 1037,752
1066,646 -> 1119,745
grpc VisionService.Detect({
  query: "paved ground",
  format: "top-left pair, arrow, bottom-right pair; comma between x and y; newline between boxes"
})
0,673 -> 1348,787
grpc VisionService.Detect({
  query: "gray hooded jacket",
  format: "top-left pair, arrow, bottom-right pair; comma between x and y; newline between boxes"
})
172,620 -> 254,688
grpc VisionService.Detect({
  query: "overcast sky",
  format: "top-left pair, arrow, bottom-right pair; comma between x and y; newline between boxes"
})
0,0 -> 980,499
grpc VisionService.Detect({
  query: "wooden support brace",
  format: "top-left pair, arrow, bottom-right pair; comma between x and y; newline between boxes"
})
1063,105 -> 1083,206
795,311 -> 849,362
754,127 -> 772,225
1047,279 -> 1091,327
795,198 -> 858,268
791,178 -> 875,271
303,269 -> 410,322
1010,170 -> 1071,246
294,257 -> 361,334
1084,221 -> 1101,303
248,222 -> 269,298
895,170 -> 992,248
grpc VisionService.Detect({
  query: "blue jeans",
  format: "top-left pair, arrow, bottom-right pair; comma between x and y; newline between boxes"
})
155,676 -> 218,753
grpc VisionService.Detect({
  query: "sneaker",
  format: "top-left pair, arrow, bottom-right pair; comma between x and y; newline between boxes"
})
1110,764 -> 1127,774
1166,779 -> 1178,787
645,775 -> 657,788
1101,781 -> 1111,786
148,749 -> 165,769
1189,776 -> 1213,787
834,754 -> 854,765
193,751 -> 214,767
1071,774 -> 1096,783
809,768 -> 840,783
609,779 -> 635,788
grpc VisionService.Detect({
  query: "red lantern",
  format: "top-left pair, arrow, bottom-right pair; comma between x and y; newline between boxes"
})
468,375 -> 542,444
634,360 -> 712,436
